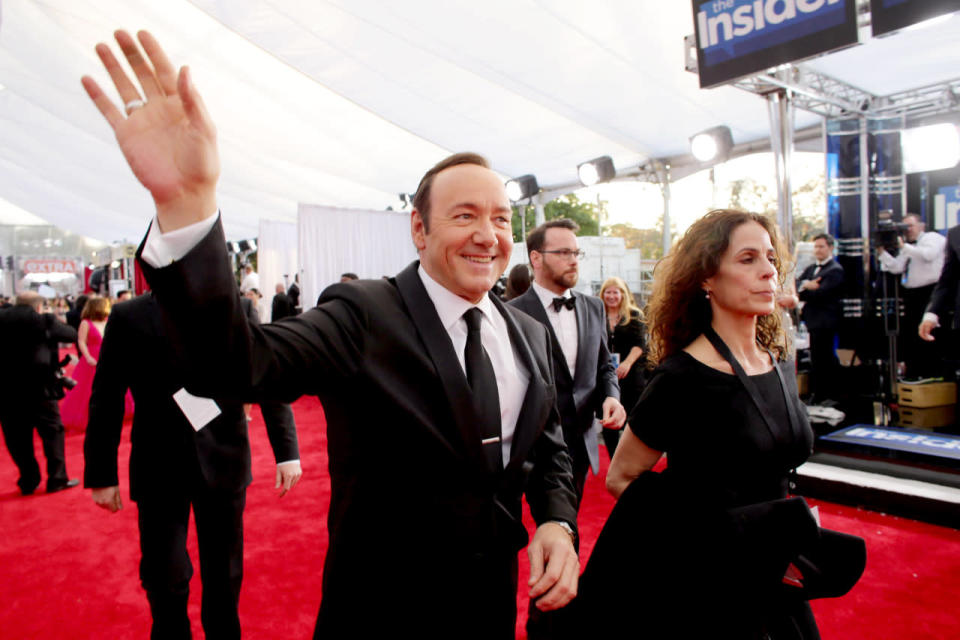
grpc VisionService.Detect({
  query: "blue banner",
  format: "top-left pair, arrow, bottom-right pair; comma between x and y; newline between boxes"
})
821,425 -> 960,461
871,0 -> 959,36
692,0 -> 859,88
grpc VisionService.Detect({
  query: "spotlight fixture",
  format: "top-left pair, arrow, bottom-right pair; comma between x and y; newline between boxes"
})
238,239 -> 257,253
577,156 -> 616,187
505,174 -> 539,202
226,241 -> 240,254
689,126 -> 734,163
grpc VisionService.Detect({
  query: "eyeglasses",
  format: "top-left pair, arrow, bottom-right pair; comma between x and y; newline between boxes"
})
538,249 -> 585,261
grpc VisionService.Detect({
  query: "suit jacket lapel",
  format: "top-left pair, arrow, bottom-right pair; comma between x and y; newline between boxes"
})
516,288 -> 572,386
394,262 -> 487,473
492,295 -> 552,470
571,291 -> 592,390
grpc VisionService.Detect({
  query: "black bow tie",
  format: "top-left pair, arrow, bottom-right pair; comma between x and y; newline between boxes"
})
552,296 -> 576,312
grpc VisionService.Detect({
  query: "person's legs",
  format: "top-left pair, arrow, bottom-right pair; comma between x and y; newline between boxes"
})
193,488 -> 246,640
0,409 -> 41,494
35,398 -> 69,489
809,330 -> 839,401
137,495 -> 193,640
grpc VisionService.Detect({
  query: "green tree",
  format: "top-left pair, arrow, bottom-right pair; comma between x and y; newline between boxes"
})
605,215 -> 675,260
724,175 -> 826,244
513,194 -> 605,242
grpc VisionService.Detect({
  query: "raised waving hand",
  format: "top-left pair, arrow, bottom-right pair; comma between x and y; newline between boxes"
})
81,30 -> 219,231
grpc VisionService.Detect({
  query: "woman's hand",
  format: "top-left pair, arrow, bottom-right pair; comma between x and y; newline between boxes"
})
616,361 -> 631,379
85,355 -> 98,367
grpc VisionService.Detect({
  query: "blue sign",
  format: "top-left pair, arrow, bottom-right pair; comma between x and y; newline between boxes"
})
870,0 -> 959,36
821,425 -> 960,461
692,0 -> 859,88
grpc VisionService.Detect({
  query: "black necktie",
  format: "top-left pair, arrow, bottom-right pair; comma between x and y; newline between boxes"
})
552,296 -> 576,312
463,308 -> 503,472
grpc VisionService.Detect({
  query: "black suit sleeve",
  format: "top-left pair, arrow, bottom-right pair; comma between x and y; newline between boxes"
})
797,264 -> 844,303
926,227 -> 960,319
524,324 -> 579,532
45,314 -> 78,344
259,401 -> 300,463
83,307 -> 129,488
139,218 -> 364,404
593,300 -> 620,403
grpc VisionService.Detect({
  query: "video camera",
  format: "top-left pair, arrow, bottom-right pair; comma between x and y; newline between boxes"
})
873,210 -> 909,256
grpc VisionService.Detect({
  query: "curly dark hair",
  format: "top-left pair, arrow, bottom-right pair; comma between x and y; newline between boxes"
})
645,209 -> 790,367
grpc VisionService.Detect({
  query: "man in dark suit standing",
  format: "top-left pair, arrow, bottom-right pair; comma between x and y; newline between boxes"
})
81,30 -> 578,639
0,292 -> 79,495
797,233 -> 845,402
509,219 -> 625,503
84,292 -> 302,639
920,223 -> 960,347
270,282 -> 296,321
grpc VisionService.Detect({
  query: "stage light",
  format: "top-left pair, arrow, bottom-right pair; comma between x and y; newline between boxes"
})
238,239 -> 257,253
689,126 -> 734,163
902,123 -> 960,173
577,156 -> 616,186
505,175 -> 539,202
226,241 -> 240,254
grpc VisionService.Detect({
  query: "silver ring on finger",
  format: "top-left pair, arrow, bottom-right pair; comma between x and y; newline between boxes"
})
124,99 -> 146,114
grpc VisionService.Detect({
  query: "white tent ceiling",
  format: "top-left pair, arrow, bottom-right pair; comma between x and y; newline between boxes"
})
0,1 -> 958,242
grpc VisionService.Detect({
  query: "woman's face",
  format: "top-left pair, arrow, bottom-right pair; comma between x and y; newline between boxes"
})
703,221 -> 778,318
602,285 -> 622,310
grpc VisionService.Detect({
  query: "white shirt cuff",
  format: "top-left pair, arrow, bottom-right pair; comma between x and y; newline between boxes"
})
922,312 -> 940,327
140,212 -> 220,268
277,459 -> 300,467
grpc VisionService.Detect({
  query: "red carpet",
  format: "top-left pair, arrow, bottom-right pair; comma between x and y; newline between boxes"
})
1,395 -> 959,638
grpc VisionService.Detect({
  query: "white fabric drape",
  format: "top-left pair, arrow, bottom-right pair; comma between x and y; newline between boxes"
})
298,204 -> 417,309
257,219 -> 299,322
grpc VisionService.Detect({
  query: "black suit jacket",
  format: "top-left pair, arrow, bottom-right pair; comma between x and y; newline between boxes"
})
83,293 -> 299,501
0,306 -> 77,403
270,292 -> 296,321
926,224 -> 960,329
508,287 -> 619,474
797,259 -> 845,332
138,220 -> 577,635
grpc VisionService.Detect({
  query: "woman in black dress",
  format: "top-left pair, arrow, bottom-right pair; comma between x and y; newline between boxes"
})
598,276 -> 646,458
600,210 -> 820,638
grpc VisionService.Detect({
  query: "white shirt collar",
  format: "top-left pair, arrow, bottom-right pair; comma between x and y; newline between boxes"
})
417,264 -> 494,331
531,280 -> 572,311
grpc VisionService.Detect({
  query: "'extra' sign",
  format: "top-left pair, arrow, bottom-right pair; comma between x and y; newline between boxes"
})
821,425 -> 960,461
21,259 -> 80,274
691,0 -> 857,87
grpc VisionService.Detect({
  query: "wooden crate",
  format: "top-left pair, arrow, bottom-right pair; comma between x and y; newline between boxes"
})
899,405 -> 956,429
898,382 -> 957,408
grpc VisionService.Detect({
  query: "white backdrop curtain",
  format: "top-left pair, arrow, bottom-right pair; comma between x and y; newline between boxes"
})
298,205 -> 417,309
257,220 -> 298,322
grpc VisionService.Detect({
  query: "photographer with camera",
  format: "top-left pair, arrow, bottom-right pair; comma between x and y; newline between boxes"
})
879,214 -> 946,378
0,292 -> 79,495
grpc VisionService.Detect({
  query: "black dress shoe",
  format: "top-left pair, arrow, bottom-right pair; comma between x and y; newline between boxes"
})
47,478 -> 80,493
21,486 -> 37,496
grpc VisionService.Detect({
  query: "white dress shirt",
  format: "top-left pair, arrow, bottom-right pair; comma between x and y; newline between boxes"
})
418,266 -> 529,466
878,231 -> 947,289
531,281 -> 578,378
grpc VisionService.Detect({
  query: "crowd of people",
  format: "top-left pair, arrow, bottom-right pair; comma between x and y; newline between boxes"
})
0,28 -> 883,640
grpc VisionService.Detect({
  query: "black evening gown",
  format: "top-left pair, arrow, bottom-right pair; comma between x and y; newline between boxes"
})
564,351 -> 820,639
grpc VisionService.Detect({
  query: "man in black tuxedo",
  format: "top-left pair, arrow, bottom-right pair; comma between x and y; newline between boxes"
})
81,30 -> 578,639
509,219 -> 625,502
797,233 -> 846,402
84,292 -> 302,639
0,292 -> 79,495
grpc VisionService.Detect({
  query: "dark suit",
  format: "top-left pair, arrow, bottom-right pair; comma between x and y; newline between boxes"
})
138,220 -> 577,639
270,291 -> 296,321
926,225 -> 960,330
0,305 -> 76,493
84,293 -> 299,639
798,258 -> 845,401
509,288 -> 619,502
